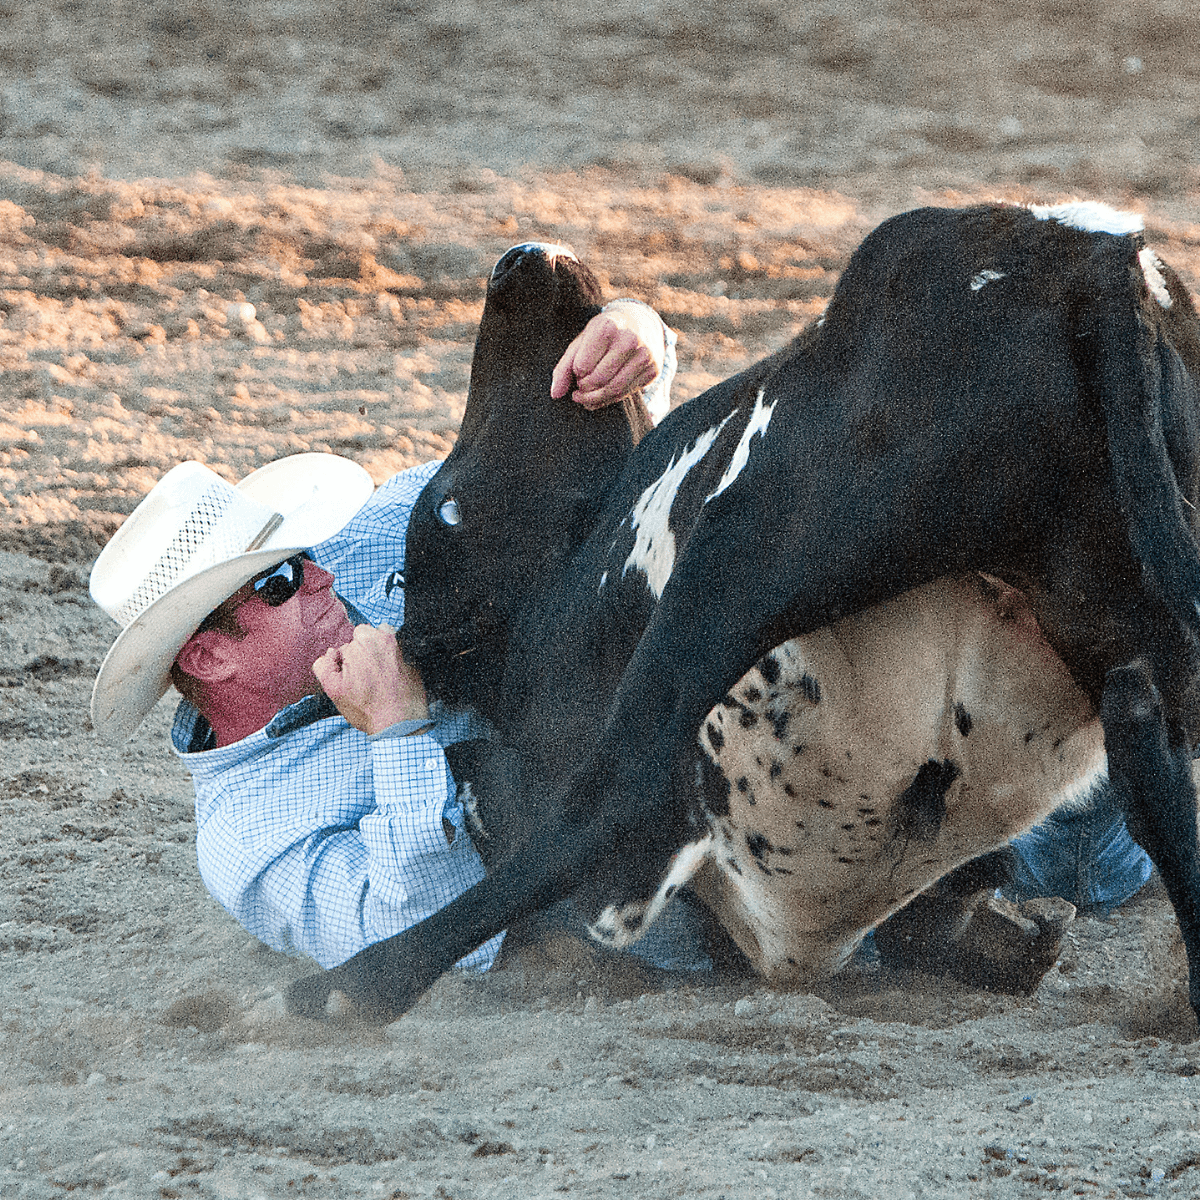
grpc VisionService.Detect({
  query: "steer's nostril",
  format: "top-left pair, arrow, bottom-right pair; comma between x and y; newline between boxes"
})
490,245 -> 538,285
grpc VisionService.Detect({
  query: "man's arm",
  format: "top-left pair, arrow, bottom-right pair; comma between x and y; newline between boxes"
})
191,720 -> 502,972
186,628 -> 501,972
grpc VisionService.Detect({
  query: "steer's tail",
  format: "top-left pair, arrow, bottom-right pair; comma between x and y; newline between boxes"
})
1093,235 -> 1200,653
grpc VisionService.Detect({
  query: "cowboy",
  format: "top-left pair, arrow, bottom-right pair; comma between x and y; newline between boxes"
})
89,300 -> 694,978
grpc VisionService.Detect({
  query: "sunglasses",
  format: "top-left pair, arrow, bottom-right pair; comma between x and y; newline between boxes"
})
197,554 -> 308,633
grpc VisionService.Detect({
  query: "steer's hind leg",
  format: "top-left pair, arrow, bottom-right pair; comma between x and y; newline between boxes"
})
1102,661 -> 1200,1027
874,852 -> 1075,994
874,851 -> 1015,971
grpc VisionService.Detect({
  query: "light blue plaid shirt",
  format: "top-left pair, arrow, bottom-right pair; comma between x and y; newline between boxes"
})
172,304 -> 675,973
173,462 -> 504,972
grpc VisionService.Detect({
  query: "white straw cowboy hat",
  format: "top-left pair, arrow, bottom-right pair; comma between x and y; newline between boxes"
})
90,453 -> 375,742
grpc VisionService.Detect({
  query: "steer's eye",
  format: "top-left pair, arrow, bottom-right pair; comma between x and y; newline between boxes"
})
437,497 -> 462,527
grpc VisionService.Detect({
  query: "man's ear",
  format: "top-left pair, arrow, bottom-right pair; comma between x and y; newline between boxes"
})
175,630 -> 241,684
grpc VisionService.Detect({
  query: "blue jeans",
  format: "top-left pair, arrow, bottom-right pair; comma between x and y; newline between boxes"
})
1005,779 -> 1153,915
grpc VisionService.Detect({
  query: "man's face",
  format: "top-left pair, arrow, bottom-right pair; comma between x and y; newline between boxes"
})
221,556 -> 355,710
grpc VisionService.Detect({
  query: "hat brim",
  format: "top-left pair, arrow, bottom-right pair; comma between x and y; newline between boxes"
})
90,453 -> 375,743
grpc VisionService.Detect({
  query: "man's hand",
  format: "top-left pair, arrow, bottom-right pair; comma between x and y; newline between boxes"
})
313,624 -> 429,736
550,300 -> 663,410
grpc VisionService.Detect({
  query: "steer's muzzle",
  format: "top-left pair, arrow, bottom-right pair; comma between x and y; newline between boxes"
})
489,242 -> 577,288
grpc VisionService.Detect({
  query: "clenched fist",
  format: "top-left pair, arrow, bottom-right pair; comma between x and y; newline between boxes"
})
312,623 -> 429,735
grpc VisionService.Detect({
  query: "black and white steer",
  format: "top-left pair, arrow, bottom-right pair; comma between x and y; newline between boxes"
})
287,202 -> 1200,1024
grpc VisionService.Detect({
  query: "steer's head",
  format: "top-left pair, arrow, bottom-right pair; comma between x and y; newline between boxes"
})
401,243 -> 650,717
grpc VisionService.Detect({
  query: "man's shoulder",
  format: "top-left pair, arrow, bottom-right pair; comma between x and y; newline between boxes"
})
309,460 -> 441,620
324,460 -> 442,545
311,461 -> 442,623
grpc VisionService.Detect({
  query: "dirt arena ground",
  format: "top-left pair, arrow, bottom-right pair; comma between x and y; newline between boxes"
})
4,2 -> 1200,1197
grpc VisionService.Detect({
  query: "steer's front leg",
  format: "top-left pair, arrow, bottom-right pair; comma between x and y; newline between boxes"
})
285,797 -> 623,1022
1102,661 -> 1200,1028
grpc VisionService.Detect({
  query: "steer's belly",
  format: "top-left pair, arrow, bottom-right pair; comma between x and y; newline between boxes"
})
690,573 -> 1106,981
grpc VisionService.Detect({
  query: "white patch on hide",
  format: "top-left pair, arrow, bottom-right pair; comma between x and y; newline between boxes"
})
586,836 -> 713,948
1041,758 -> 1109,815
705,388 -> 778,505
970,269 -> 1007,291
1139,247 -> 1173,309
622,416 -> 733,598
689,573 -> 1109,984
1028,201 -> 1143,237
459,780 -> 485,840
660,836 -> 713,893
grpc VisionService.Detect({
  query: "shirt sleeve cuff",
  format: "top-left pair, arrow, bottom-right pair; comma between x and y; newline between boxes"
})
369,703 -> 492,747
370,718 -> 437,740
365,732 -> 455,853
602,298 -> 675,425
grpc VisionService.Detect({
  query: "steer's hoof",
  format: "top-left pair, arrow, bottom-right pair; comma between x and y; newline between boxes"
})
1020,896 -> 1077,938
323,990 -> 361,1019
950,895 -> 1076,994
